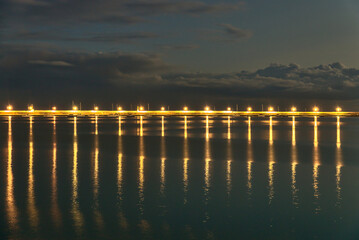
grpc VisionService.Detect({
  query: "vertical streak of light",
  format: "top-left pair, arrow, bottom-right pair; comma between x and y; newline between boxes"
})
247,116 -> 253,198
336,117 -> 341,149
51,117 -> 61,228
226,137 -> 232,198
74,117 -> 77,137
204,122 -> 211,222
205,116 -> 209,140
184,116 -> 188,139
268,116 -> 275,204
269,116 -> 273,145
117,133 -> 128,229
160,135 -> 166,196
72,117 -> 83,235
183,135 -> 189,204
140,116 -> 143,137
292,116 -> 296,146
118,134 -> 123,201
161,116 -> 165,137
227,116 -> 231,140
95,116 -> 98,135
314,116 -> 318,147
94,135 -> 99,199
205,116 -> 210,190
118,116 -> 122,136
336,117 -> 343,206
313,116 -> 320,213
28,116 -> 39,230
138,134 -> 145,215
93,133 -> 103,229
247,139 -> 253,198
291,117 -> 299,207
248,117 -> 251,142
6,116 -> 18,231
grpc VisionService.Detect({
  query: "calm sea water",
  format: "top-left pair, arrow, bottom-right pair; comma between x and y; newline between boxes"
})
0,116 -> 359,240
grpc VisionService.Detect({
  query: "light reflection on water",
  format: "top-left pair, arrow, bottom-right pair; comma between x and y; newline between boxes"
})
6,117 -> 18,234
138,132 -> 145,216
160,135 -> 166,197
93,124 -> 104,231
268,116 -> 275,204
291,116 -> 299,207
28,116 -> 39,231
313,116 -> 320,213
51,118 -> 61,228
203,116 -> 211,223
336,117 -> 343,207
1,115 -> 359,239
183,132 -> 189,204
72,117 -> 83,235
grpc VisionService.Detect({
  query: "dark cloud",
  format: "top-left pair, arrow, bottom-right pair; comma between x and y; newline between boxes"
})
5,30 -> 160,43
220,23 -> 253,40
157,44 -> 199,50
3,0 -> 245,26
0,46 -> 170,85
10,0 -> 49,6
1,45 -> 358,109
28,60 -> 73,67
85,32 -> 159,42
124,1 -> 245,15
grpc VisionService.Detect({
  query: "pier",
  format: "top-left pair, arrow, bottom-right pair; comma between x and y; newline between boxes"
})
1,107 -> 359,117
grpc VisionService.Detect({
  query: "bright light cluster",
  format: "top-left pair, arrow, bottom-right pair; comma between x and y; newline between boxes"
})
1,105 -> 346,113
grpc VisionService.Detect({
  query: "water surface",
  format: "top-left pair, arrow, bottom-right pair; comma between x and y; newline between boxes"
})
1,116 -> 359,239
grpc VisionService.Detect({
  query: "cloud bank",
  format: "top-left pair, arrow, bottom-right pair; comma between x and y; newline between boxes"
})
1,46 -> 358,109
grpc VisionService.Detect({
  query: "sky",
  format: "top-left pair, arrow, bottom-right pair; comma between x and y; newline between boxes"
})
1,0 -> 359,110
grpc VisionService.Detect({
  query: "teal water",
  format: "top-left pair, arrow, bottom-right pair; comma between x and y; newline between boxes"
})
0,116 -> 359,239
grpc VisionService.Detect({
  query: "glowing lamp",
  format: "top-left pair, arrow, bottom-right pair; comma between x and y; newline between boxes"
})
291,107 -> 297,112
183,107 -> 188,111
117,106 -> 122,111
336,107 -> 342,112
28,105 -> 34,111
73,106 -> 78,111
268,106 -> 274,112
94,106 -> 98,111
313,107 -> 319,112
7,105 -> 13,111
139,106 -> 144,111
247,107 -> 252,112
52,106 -> 57,111
161,107 -> 165,111
205,106 -> 210,112
227,107 -> 231,111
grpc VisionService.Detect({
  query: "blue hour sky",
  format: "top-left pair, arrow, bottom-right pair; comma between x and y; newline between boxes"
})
1,0 -> 359,109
